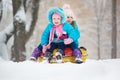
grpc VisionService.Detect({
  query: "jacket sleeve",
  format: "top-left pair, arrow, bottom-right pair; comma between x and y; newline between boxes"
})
74,24 -> 80,40
65,22 -> 80,41
40,24 -> 51,46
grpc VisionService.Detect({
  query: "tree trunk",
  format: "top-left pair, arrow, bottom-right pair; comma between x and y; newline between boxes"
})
0,0 -> 2,21
111,0 -> 117,58
12,0 -> 39,62
12,0 -> 25,62
94,0 -> 106,59
25,0 -> 40,42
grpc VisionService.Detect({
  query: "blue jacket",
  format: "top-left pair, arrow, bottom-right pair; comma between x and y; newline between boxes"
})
40,22 -> 80,46
72,21 -> 80,47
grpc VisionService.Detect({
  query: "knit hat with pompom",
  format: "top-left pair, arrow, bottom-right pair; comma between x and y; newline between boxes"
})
63,4 -> 75,20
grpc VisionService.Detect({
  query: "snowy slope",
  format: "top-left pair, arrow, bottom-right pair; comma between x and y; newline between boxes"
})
0,58 -> 120,80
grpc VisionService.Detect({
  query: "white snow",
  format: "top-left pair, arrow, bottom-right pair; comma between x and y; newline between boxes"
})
0,58 -> 120,80
3,23 -> 14,36
0,32 -> 9,60
0,23 -> 13,60
0,0 -> 13,31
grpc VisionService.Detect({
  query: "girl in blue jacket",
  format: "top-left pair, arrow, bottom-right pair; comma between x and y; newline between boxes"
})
63,4 -> 82,63
31,7 -> 82,63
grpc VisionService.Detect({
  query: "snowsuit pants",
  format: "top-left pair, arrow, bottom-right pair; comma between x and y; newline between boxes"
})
44,42 -> 65,57
31,44 -> 42,59
31,42 -> 82,59
66,42 -> 82,58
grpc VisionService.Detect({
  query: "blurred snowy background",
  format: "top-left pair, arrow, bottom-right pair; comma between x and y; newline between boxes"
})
0,0 -> 120,62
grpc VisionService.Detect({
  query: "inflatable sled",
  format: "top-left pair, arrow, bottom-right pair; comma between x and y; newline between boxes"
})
37,47 -> 88,63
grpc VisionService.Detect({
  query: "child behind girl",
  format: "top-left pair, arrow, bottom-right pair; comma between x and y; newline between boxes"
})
63,4 -> 83,63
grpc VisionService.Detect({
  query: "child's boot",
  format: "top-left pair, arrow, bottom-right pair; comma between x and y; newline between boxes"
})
55,51 -> 63,63
30,48 -> 41,61
44,52 -> 53,63
73,49 -> 83,64
55,49 -> 64,63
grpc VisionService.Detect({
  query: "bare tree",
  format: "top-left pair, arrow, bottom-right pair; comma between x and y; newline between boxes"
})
0,0 -> 2,21
12,0 -> 40,62
93,0 -> 106,59
111,0 -> 117,58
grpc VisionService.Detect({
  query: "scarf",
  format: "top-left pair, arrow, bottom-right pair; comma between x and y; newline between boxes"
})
48,24 -> 63,46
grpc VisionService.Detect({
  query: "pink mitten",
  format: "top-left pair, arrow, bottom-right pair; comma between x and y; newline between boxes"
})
46,44 -> 51,49
64,38 -> 73,45
42,45 -> 47,53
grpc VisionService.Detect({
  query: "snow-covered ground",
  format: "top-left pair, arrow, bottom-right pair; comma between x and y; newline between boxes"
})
0,58 -> 120,80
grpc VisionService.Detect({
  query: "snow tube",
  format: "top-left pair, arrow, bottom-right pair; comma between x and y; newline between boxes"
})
37,47 -> 87,63
80,47 -> 88,62
64,47 -> 73,56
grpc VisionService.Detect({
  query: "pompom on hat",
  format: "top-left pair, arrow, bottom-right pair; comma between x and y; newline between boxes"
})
63,4 -> 75,20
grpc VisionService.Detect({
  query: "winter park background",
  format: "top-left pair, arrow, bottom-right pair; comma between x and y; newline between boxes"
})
0,0 -> 120,80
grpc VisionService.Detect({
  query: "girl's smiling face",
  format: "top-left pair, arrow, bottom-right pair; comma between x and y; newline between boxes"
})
52,13 -> 61,26
52,17 -> 61,26
67,16 -> 73,24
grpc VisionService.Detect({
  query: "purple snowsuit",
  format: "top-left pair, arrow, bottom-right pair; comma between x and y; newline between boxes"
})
73,48 -> 82,58
31,44 -> 42,59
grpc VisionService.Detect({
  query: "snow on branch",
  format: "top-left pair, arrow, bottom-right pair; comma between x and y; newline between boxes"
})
14,3 -> 26,25
3,23 -> 14,36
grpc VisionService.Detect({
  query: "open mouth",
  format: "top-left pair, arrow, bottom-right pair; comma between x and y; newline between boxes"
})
55,22 -> 59,24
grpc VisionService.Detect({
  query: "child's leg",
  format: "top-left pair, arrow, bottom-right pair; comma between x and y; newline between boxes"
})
70,42 -> 82,58
57,42 -> 66,55
44,43 -> 57,57
37,44 -> 43,51
44,43 -> 57,63
54,42 -> 65,62
69,42 -> 83,63
73,48 -> 82,58
69,42 -> 78,50
31,44 -> 42,60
